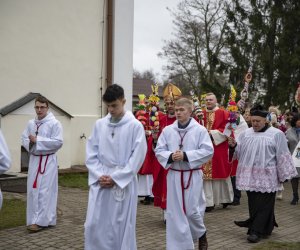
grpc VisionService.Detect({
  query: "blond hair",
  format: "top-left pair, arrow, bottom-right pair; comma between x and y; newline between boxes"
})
175,97 -> 193,110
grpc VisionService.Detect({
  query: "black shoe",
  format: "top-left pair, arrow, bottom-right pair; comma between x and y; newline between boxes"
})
205,206 -> 214,212
234,220 -> 249,228
222,203 -> 230,208
290,193 -> 299,205
231,200 -> 240,206
140,196 -> 151,205
199,232 -> 208,250
247,234 -> 260,243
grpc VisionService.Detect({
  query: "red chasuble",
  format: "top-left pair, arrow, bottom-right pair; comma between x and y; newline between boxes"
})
202,108 -> 231,179
152,113 -> 176,209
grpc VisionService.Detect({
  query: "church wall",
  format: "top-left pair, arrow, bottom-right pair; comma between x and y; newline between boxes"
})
0,0 -> 135,170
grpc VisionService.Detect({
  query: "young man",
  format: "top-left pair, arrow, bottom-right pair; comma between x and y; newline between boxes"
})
155,97 -> 214,250
84,84 -> 147,250
229,104 -> 297,243
152,83 -> 181,216
0,130 -> 11,210
22,96 -> 63,232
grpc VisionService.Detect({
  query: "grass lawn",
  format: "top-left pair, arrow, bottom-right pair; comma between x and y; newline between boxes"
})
0,198 -> 26,230
58,172 -> 89,190
0,173 -> 88,230
252,242 -> 300,250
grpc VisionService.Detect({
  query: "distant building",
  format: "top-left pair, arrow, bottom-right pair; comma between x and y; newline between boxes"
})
132,78 -> 164,110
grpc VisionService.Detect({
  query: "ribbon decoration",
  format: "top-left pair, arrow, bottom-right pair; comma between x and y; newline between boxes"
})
148,83 -> 160,139
224,85 -> 240,137
237,67 -> 252,112
190,90 -> 204,126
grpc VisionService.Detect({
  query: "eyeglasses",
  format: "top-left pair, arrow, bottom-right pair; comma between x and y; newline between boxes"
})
34,106 -> 48,110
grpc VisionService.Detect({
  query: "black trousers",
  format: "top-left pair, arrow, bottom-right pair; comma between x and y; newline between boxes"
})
231,176 -> 241,202
246,191 -> 278,236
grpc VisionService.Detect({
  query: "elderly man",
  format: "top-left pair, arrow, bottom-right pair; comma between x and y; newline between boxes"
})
229,104 -> 297,243
155,97 -> 213,250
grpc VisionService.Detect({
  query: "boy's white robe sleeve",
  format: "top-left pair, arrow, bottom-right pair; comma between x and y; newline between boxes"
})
35,122 -> 63,154
0,131 -> 11,174
110,123 -> 147,189
21,122 -> 31,152
185,129 -> 214,168
86,124 -> 106,186
155,130 -> 173,169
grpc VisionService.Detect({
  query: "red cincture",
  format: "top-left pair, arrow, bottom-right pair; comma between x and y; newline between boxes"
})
33,154 -> 50,188
170,167 -> 201,214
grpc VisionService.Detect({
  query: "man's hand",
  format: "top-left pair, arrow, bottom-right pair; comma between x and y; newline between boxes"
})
29,135 -> 37,144
172,150 -> 184,162
99,175 -> 115,188
228,137 -> 237,147
152,132 -> 158,140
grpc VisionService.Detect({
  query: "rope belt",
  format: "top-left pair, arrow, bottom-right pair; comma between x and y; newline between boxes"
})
169,167 -> 201,214
32,153 -> 54,188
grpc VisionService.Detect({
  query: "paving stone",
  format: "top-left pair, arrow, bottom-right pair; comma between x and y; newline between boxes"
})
0,183 -> 299,249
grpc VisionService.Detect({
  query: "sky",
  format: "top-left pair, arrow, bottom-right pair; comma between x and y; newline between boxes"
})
133,0 -> 182,81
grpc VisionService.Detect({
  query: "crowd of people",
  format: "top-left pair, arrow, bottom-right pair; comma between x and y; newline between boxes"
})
0,83 -> 299,250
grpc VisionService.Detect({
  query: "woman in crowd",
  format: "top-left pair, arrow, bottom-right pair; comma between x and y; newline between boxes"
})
286,113 -> 300,205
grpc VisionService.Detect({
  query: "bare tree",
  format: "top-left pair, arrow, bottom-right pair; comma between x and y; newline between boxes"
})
159,0 -> 230,97
133,69 -> 157,82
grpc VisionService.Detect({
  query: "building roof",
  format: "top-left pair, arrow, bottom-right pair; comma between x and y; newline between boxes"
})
132,78 -> 163,98
0,92 -> 73,118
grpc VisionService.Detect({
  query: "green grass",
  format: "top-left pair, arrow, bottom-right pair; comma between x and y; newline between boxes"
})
0,198 -> 26,230
252,242 -> 300,250
58,172 -> 89,190
0,173 -> 88,230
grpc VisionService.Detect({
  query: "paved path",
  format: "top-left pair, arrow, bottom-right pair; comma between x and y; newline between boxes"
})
0,182 -> 299,250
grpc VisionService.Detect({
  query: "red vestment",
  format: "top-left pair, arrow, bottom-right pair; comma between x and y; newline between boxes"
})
152,113 -> 176,209
202,109 -> 231,179
138,112 -> 163,175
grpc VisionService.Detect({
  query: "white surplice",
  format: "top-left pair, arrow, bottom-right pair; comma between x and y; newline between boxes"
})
84,111 -> 147,250
235,126 -> 297,192
21,112 -> 63,226
0,130 -> 11,210
155,118 -> 214,250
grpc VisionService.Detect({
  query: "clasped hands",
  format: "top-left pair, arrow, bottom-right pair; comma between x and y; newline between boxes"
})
99,175 -> 115,188
29,135 -> 37,144
172,150 -> 184,162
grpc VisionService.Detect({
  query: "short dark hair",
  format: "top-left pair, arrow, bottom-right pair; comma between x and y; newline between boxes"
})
35,95 -> 49,107
290,113 -> 300,127
103,84 -> 124,103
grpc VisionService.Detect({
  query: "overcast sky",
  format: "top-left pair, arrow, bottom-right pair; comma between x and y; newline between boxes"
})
133,0 -> 181,81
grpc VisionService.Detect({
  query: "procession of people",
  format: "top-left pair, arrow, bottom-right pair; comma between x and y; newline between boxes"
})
0,79 -> 299,250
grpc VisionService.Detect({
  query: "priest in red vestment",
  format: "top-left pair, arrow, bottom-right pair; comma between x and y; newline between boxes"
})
202,93 -> 233,211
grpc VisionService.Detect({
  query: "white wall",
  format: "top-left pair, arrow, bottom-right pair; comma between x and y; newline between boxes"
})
0,0 -> 135,170
113,0 -> 134,111
0,0 -> 106,115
